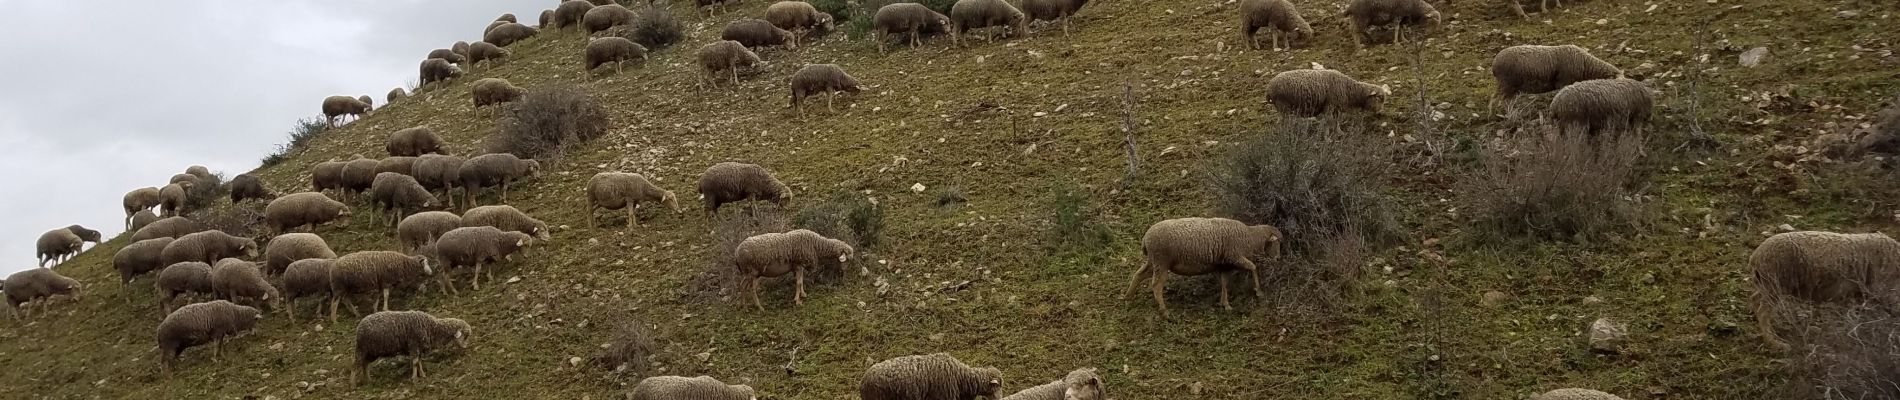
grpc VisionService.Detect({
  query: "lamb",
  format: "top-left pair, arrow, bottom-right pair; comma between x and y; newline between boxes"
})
1749,231 -> 1900,348
1265,68 -> 1390,133
586,172 -> 681,229
696,40 -> 762,86
4,268 -> 81,320
1343,0 -> 1440,47
264,233 -> 336,275
789,64 -> 862,115
36,225 -> 99,267
115,237 -> 176,285
426,48 -> 466,65
398,211 -> 462,252
583,4 -> 638,34
413,154 -> 468,208
949,0 -> 1027,46
471,78 -> 526,109
484,23 -> 539,47
461,205 -> 551,239
1532,388 -> 1625,400
458,153 -> 540,205
468,41 -> 511,67
722,18 -> 797,50
313,159 -> 348,195
155,300 -> 262,378
130,216 -> 209,242
210,258 -> 280,309
341,157 -> 382,198
352,310 -> 471,387
229,174 -> 274,203
733,229 -> 853,310
387,127 -> 445,157
1129,217 -> 1284,317
265,192 -> 353,233
553,0 -> 596,28
998,368 -> 1106,400
419,58 -> 464,87
370,172 -> 440,226
429,226 -> 533,292
765,1 -> 834,47
280,258 -> 334,322
630,376 -> 758,400
1490,45 -> 1622,113
322,95 -> 373,127
156,262 -> 215,314
697,162 -> 793,220
585,37 -> 648,74
123,187 -> 163,227
1550,78 -> 1654,139
1239,0 -> 1310,51
130,210 -> 161,232
860,353 -> 1004,400
160,230 -> 260,266
328,251 -> 434,323
158,180 -> 195,217
872,3 -> 952,53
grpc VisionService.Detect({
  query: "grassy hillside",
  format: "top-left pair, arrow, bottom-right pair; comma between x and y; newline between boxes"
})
4,0 -> 1897,398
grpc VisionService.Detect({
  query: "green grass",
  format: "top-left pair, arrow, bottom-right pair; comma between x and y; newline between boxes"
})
5,0 -> 1897,398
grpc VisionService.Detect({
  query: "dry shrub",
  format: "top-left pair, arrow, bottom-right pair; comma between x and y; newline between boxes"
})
488,86 -> 611,162
185,202 -> 266,240
182,173 -> 228,215
1778,300 -> 1900,400
621,2 -> 683,50
682,211 -> 788,303
261,118 -> 330,167
1458,124 -> 1643,243
592,318 -> 657,375
791,192 -> 883,284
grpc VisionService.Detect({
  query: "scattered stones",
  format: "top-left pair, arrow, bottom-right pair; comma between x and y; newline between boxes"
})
1740,47 -> 1770,67
1589,317 -> 1629,353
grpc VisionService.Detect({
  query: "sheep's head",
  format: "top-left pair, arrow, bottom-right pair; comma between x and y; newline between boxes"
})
971,367 -> 1004,396
1362,84 -> 1392,114
661,190 -> 682,213
728,385 -> 757,400
1252,224 -> 1285,260
1062,368 -> 1106,400
443,318 -> 473,349
415,255 -> 434,276
239,239 -> 260,258
816,14 -> 836,33
520,159 -> 542,177
831,239 -> 855,262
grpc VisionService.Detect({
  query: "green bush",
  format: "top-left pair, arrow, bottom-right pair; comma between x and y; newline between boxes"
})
260,118 -> 330,167
793,191 -> 885,249
1049,184 -> 1110,250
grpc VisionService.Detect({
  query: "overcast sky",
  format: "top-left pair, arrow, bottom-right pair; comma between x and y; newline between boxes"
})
0,1 -> 551,275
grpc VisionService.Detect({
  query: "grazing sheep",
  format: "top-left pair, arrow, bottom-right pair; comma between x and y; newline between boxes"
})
265,192 -> 352,233
1343,0 -> 1440,47
328,251 -> 434,323
484,23 -> 539,47
1532,388 -> 1625,400
696,40 -> 761,86
723,18 -> 797,50
765,1 -> 834,46
999,368 -> 1106,400
155,300 -> 262,378
471,78 -> 526,109
358,95 -> 375,111
539,9 -> 554,27
123,187 -> 163,227
461,205 -> 551,239
458,153 -> 540,206
388,87 -> 408,104
696,0 -> 740,17
1130,217 -> 1284,317
950,0 -> 1026,46
413,154 -> 468,208
452,41 -> 470,57
160,230 -> 260,266
322,95 -> 374,127
313,160 -> 348,195
370,172 -> 440,226
554,0 -> 596,28
170,173 -> 200,185
280,258 -> 334,322
210,258 -> 279,309
186,165 -> 214,181
496,12 -> 517,23
398,211 -> 463,252
35,227 -> 93,267
1749,231 -> 1900,348
387,127 -> 445,157
585,37 -> 648,74
789,64 -> 862,115
115,238 -> 176,285
734,229 -> 853,310
1022,0 -> 1088,36
872,3 -> 952,53
1265,69 -> 1390,133
4,268 -> 81,320
1510,0 -> 1563,20
485,20 -> 509,36
420,58 -> 464,87
586,172 -> 680,229
583,4 -> 638,34
229,174 -> 274,203
158,181 -> 195,217
426,48 -> 466,65
1490,45 -> 1622,112
352,310 -> 471,387
156,262 -> 215,314
131,216 -> 209,242
860,353 -> 1004,400
630,376 -> 758,400
341,157 -> 382,198
429,226 -> 533,292
697,162 -> 793,220
468,41 -> 511,67
1239,0 -> 1310,51
130,209 -> 161,232
377,157 -> 418,177
1550,78 -> 1654,139
264,233 -> 336,275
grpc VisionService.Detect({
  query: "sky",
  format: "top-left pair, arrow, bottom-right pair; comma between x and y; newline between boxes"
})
0,1 -> 553,275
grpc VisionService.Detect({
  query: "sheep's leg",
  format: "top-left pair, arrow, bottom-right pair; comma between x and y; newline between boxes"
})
1123,264 -> 1153,299
827,92 -> 835,112
472,264 -> 484,291
627,206 -> 638,229
500,181 -> 509,204
286,299 -> 296,322
1062,17 -> 1070,37
1151,268 -> 1171,318
794,267 -> 806,306
1751,291 -> 1790,350
1218,273 -> 1232,311
1393,24 -> 1403,45
412,357 -> 423,379
1513,2 -> 1529,19
329,297 -> 340,323
878,31 -> 888,53
750,276 -> 765,311
380,288 -> 391,311
587,205 -> 596,229
731,66 -> 740,85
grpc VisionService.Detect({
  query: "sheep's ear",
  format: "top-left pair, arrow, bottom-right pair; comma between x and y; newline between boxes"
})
455,330 -> 465,340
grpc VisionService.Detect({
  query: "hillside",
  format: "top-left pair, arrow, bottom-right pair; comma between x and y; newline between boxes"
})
4,0 -> 1898,398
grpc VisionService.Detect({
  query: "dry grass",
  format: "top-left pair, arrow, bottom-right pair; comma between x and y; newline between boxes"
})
1458,124 -> 1644,243
488,85 -> 611,162
1777,300 -> 1900,400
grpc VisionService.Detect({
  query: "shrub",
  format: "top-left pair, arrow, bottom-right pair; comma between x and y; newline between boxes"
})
621,2 -> 683,50
683,210 -> 787,303
1779,301 -> 1900,400
794,191 -> 885,249
488,86 -> 611,162
1206,126 -> 1403,256
591,319 -> 657,375
1458,127 -> 1642,243
182,173 -> 227,215
1049,184 -> 1111,250
184,201 -> 265,240
935,186 -> 967,208
260,118 -> 330,167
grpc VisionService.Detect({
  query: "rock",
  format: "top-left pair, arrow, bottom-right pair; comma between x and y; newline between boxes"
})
695,351 -> 713,363
1777,223 -> 1796,232
1740,47 -> 1769,68
910,183 -> 927,193
1581,295 -> 1604,305
1189,381 -> 1204,395
1836,10 -> 1859,19
1589,317 -> 1629,353
1480,291 -> 1510,307
569,356 -> 584,367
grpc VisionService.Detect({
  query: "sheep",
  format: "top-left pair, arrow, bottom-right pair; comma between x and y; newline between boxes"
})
161,230 -> 260,266
461,205 -> 551,239
387,127 -> 445,157
696,40 -> 762,86
1343,0 -> 1440,47
186,165 -> 214,181
280,258 -> 333,322
156,262 -> 215,314
158,181 -> 195,217
4,268 -> 81,320
210,258 -> 280,310
328,251 -> 434,323
496,12 -> 517,23
585,37 -> 648,74
1239,0 -> 1310,51
264,233 -> 336,275
1129,217 -> 1284,317
265,192 -> 352,233
554,0 -> 596,28
322,95 -> 373,127
485,20 -> 509,36
860,353 -> 1004,400
115,238 -> 176,286
428,226 -> 533,292
722,18 -> 798,51
170,173 -> 200,185
471,78 -> 526,109
1021,0 -> 1088,37
229,174 -> 274,203
341,157 -> 382,198
872,3 -> 952,53
468,41 -> 511,68
420,58 -> 464,87
734,229 -> 853,310
155,300 -> 262,378
426,48 -> 466,65
1532,388 -> 1625,400
1510,0 -> 1563,20
949,0 -> 1026,46
998,368 -> 1106,400
697,162 -> 793,221
1265,68 -> 1390,133
583,4 -> 637,34
765,1 -> 834,47
630,376 -> 758,400
130,209 -> 161,232
413,154 -> 468,208
131,216 -> 209,242
1550,78 -> 1654,140
696,0 -> 739,17
484,23 -> 540,47
35,227 -> 92,267
586,172 -> 681,229
370,172 -> 440,226
788,64 -> 863,115
388,87 -> 408,104
313,159 -> 347,195
1490,45 -> 1622,113
352,310 -> 471,387
1749,231 -> 1900,348
458,153 -> 540,206
123,187 -> 163,227
398,211 -> 463,252
539,9 -> 553,27
452,41 -> 470,57
358,95 -> 375,111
